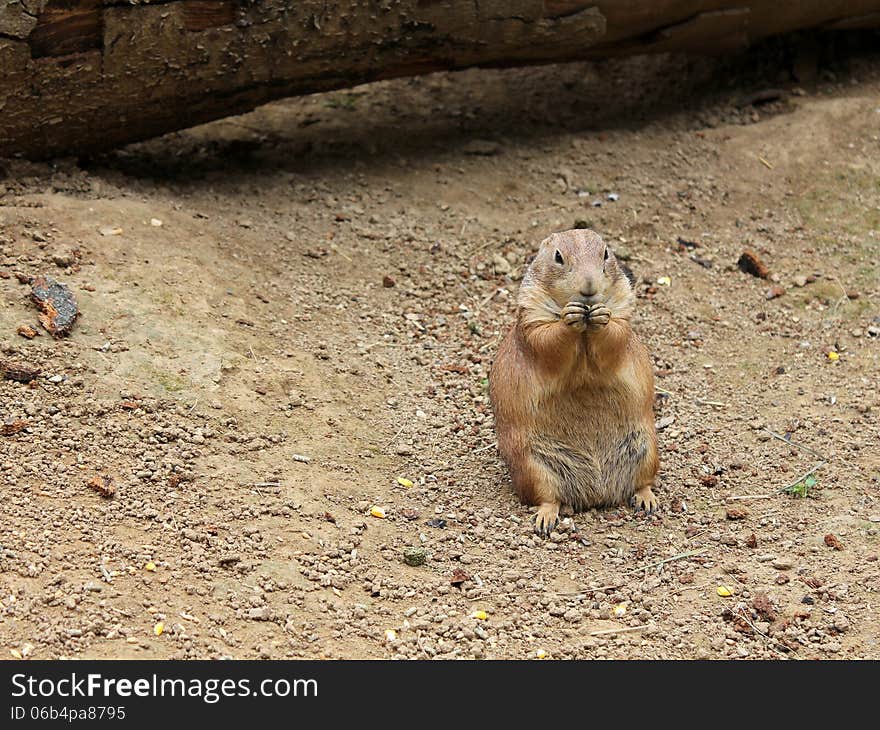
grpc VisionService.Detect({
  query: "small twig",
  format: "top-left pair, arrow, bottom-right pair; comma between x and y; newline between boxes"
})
774,461 -> 826,495
622,547 -> 708,577
828,276 -> 850,321
685,528 -> 709,541
729,461 -> 827,501
589,624 -> 655,637
696,399 -> 728,408
469,239 -> 501,257
758,155 -> 774,170
763,429 -> 825,460
248,346 -> 258,362
554,585 -> 618,597
655,387 -> 673,397
669,580 -> 714,597
471,549 -> 708,602
733,605 -> 795,659
382,424 -> 407,451
552,549 -> 709,597
473,441 -> 498,454
474,287 -> 502,314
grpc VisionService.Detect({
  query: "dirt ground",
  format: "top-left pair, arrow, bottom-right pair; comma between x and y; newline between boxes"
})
1,42 -> 879,660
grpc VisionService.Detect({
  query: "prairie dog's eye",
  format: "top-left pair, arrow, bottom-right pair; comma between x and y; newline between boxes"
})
554,249 -> 564,265
603,247 -> 610,261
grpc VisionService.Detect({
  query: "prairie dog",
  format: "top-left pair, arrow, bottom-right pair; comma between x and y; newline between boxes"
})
489,229 -> 658,535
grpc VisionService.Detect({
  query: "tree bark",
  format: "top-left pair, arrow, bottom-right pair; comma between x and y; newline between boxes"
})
1,1 -> 879,159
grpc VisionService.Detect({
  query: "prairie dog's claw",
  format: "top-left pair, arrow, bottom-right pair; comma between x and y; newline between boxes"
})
632,487 -> 659,514
586,304 -> 611,329
561,302 -> 589,331
534,503 -> 560,537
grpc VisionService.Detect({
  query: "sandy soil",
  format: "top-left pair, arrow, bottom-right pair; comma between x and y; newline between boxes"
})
1,44 -> 879,660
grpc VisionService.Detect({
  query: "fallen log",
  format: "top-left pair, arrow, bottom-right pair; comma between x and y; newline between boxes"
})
1,1 -> 879,159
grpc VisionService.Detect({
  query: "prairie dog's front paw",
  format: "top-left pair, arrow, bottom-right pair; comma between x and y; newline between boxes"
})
561,301 -> 589,331
585,304 -> 611,330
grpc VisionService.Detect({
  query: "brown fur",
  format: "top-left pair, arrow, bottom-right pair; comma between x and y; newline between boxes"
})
489,229 -> 659,535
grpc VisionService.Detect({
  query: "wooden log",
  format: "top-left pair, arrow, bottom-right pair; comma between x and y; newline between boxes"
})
0,1 -> 878,159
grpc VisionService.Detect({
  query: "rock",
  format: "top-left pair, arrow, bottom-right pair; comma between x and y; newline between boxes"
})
824,533 -> 844,550
772,558 -> 793,570
402,546 -> 427,566
563,609 -> 582,622
765,285 -> 785,300
1,360 -> 41,383
492,253 -> 511,274
738,250 -> 769,279
1,419 -> 29,436
30,275 -> 79,337
86,475 -> 116,498
246,607 -> 271,621
792,275 -> 808,287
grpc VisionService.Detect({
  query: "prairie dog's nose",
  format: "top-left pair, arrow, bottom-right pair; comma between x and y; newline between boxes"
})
580,278 -> 597,298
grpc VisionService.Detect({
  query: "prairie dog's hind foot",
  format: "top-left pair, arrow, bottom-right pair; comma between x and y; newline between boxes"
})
534,502 -> 560,537
631,486 -> 659,514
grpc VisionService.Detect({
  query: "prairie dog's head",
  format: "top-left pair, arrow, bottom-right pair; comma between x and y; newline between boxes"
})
519,229 -> 634,324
